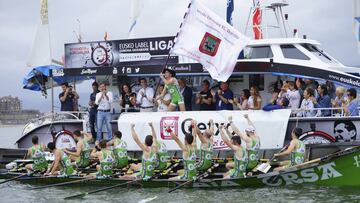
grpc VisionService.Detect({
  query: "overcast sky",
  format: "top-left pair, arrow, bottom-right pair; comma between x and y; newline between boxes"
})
0,0 -> 359,112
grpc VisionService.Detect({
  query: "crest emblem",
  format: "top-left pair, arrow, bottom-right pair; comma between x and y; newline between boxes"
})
160,116 -> 179,140
199,32 -> 221,57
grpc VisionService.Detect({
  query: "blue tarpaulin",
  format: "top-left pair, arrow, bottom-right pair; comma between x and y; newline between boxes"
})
22,65 -> 90,92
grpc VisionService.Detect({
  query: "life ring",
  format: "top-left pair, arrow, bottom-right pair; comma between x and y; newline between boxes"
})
54,130 -> 77,150
299,131 -> 336,144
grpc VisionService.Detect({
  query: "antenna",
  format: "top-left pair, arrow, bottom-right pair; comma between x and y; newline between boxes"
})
73,19 -> 82,43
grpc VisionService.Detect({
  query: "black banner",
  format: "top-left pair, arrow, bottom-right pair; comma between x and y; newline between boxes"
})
64,36 -> 177,68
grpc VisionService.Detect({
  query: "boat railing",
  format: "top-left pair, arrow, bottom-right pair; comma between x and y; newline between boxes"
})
22,111 -> 89,136
289,107 -> 357,118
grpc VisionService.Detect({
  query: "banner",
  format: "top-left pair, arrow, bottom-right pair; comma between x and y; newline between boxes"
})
117,109 -> 291,151
64,36 -> 178,68
170,0 -> 250,82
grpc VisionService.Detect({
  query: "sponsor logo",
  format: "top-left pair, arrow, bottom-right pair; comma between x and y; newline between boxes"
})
160,116 -> 179,140
113,67 -> 118,75
199,32 -> 221,57
80,69 -> 97,75
354,155 -> 360,167
52,69 -> 64,77
261,162 -> 342,186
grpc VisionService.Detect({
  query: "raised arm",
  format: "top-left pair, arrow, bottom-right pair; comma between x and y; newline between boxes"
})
228,116 -> 251,143
193,120 -> 206,144
219,124 -> 237,151
244,114 -> 255,129
170,132 -> 185,151
131,124 -> 149,152
208,119 -> 214,135
149,122 -> 157,143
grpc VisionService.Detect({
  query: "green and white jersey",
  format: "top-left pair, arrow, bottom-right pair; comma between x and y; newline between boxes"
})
76,139 -> 91,168
165,80 -> 184,105
196,141 -> 213,172
99,149 -> 115,177
229,147 -> 248,178
181,146 -> 197,180
113,138 -> 128,169
156,141 -> 169,170
30,145 -> 47,171
290,140 -> 305,166
138,148 -> 157,181
247,138 -> 260,170
60,150 -> 76,176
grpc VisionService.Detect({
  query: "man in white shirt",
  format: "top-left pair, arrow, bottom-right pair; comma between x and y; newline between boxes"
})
95,82 -> 114,141
136,78 -> 154,112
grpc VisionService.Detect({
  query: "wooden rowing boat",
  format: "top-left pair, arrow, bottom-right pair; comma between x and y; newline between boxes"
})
1,145 -> 360,189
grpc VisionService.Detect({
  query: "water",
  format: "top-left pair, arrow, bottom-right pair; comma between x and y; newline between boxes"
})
0,126 -> 360,202
0,126 -> 24,148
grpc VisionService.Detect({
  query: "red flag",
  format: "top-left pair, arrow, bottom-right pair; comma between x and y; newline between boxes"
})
252,3 -> 262,40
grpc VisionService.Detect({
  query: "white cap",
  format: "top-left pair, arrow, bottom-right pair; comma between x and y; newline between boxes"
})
245,126 -> 255,133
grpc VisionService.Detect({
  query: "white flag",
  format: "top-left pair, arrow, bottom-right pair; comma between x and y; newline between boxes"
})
170,0 -> 250,82
27,0 -> 52,67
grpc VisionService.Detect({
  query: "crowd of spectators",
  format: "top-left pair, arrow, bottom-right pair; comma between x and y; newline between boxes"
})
59,78 -> 360,125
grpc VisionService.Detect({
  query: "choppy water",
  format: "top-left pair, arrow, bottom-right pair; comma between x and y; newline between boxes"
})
0,126 -> 360,203
0,182 -> 360,203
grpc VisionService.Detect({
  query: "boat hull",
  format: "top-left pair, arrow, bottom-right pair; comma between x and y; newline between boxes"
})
1,146 -> 360,189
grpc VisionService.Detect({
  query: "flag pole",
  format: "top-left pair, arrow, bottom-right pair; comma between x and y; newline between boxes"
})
153,1 -> 193,99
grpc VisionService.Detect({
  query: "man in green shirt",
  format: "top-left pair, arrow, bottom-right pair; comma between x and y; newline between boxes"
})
107,131 -> 128,169
25,136 -> 48,174
64,130 -> 93,168
91,140 -> 115,178
273,128 -> 306,171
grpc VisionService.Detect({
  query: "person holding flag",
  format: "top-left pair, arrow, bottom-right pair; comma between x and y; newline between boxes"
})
159,68 -> 185,111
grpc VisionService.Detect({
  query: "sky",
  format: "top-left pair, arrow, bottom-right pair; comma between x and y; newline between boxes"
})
0,0 -> 359,112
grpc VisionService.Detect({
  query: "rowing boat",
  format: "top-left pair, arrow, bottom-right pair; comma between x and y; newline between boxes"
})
1,145 -> 360,189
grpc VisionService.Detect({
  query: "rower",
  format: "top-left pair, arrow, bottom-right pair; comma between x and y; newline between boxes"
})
63,130 -> 93,168
91,140 -> 115,178
123,123 -> 158,181
169,120 -> 197,180
219,124 -> 248,178
228,114 -> 260,171
149,122 -> 170,171
194,119 -> 214,172
107,131 -> 128,170
45,142 -> 77,176
25,136 -> 48,174
273,128 -> 305,171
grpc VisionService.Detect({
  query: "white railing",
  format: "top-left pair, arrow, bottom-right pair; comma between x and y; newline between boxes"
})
289,107 -> 358,118
21,111 -> 89,136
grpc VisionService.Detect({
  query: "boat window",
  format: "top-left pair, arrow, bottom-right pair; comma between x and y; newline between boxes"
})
301,43 -> 333,63
244,46 -> 273,59
280,45 -> 310,60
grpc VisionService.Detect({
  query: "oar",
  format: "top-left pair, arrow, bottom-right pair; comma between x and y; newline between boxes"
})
31,176 -> 96,190
64,178 -> 140,200
64,162 -> 179,200
167,163 -> 219,193
0,173 -> 28,185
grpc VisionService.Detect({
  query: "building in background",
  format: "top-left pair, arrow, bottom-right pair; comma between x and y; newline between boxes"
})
0,96 -> 41,125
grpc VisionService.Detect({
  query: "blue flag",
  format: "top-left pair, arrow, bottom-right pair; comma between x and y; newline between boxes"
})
226,0 -> 234,25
